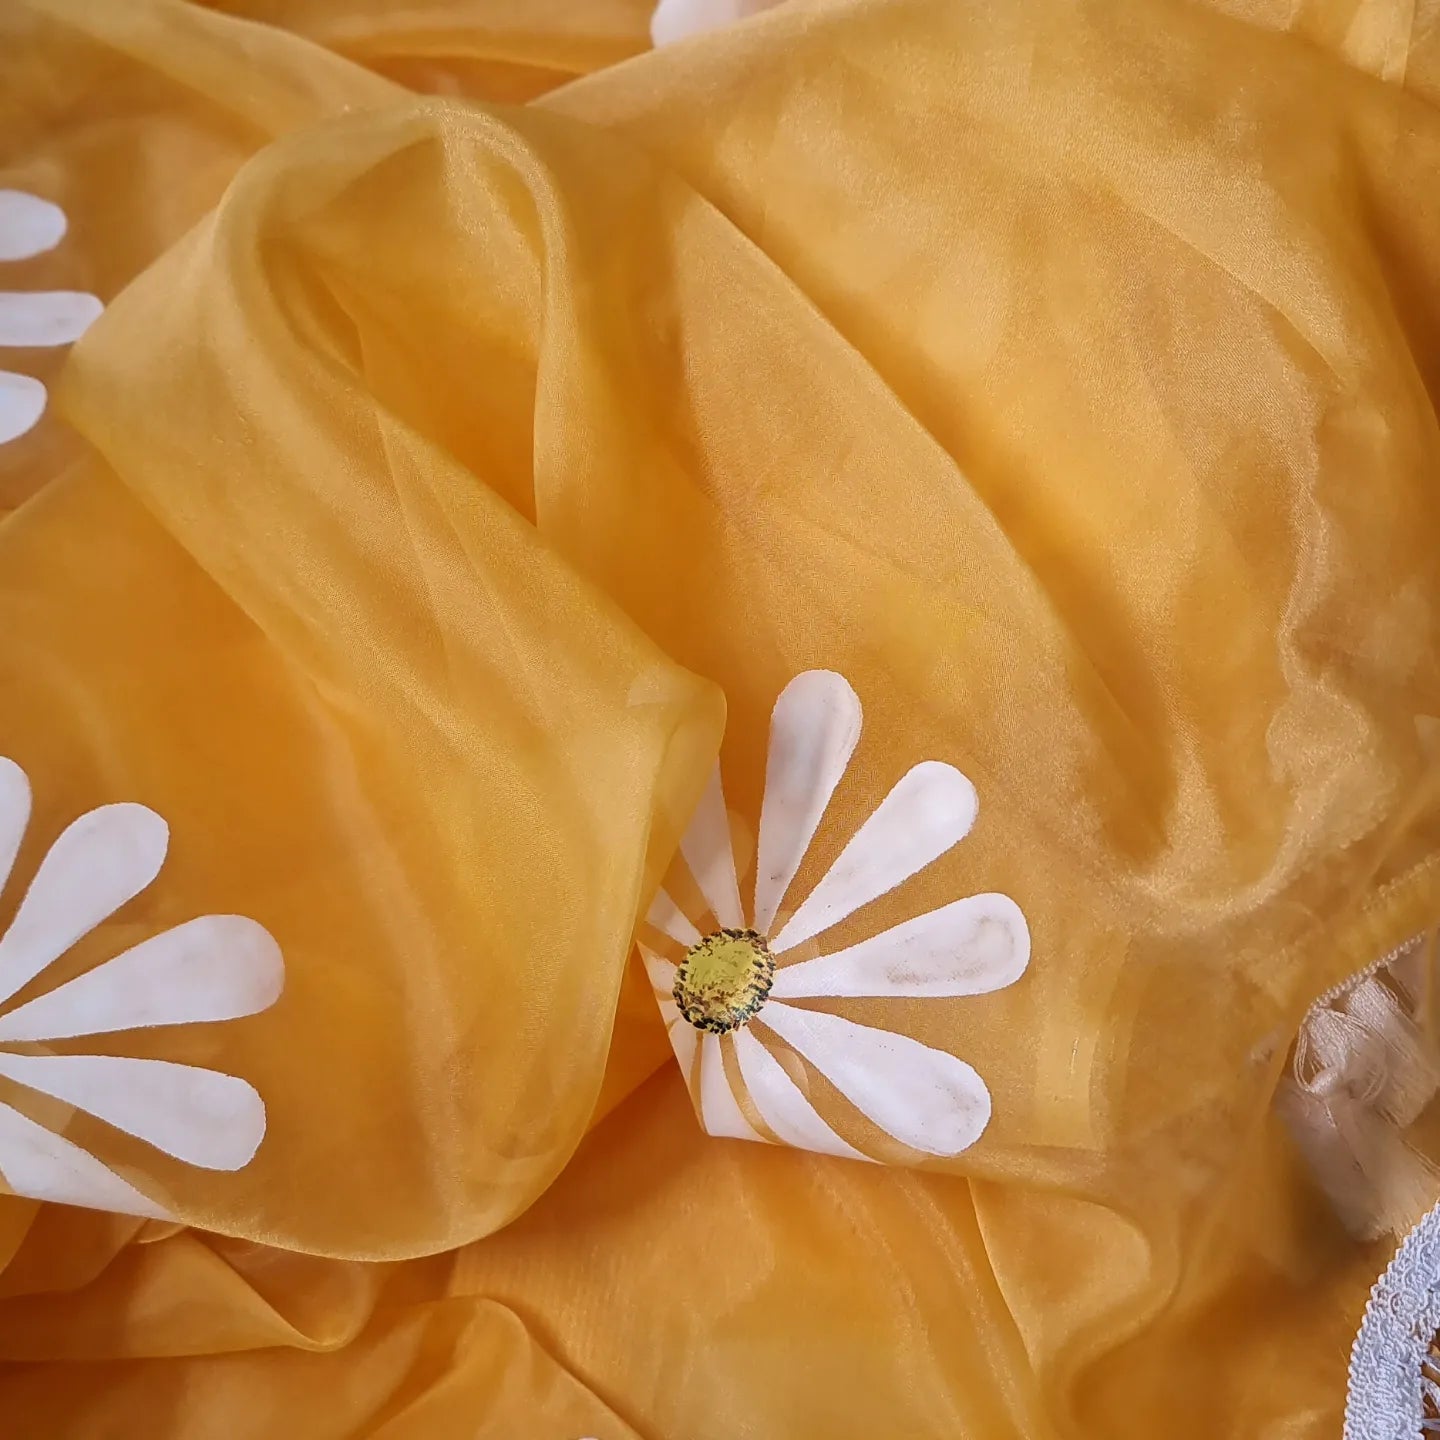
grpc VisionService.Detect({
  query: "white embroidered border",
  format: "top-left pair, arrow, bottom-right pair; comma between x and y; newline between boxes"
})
1346,1198 -> 1440,1438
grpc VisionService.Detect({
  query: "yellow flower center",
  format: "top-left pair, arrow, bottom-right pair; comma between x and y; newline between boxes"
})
674,928 -> 775,1033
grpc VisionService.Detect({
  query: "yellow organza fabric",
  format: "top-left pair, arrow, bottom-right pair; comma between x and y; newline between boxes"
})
1,0 -> 1440,1434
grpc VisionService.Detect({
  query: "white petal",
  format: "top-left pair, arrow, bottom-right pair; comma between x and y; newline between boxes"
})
640,945 -> 677,998
0,1099 -> 170,1218
698,1033 -> 763,1141
0,915 -> 283,1043
732,1027 -> 869,1161
0,1053 -> 266,1171
678,764 -> 744,929
651,0 -> 723,44
645,889 -> 700,949
0,291 -> 103,347
0,370 -> 46,444
659,997 -> 699,1082
651,0 -> 775,45
0,758 -> 31,897
0,803 -> 169,1007
752,671 -> 861,937
770,893 -> 1030,1000
760,1002 -> 991,1155
644,949 -> 702,1079
0,191 -> 67,261
771,762 -> 978,954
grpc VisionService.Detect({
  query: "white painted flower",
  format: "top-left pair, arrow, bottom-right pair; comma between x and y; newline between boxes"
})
0,758 -> 282,1218
650,0 -> 784,47
642,670 -> 1030,1161
0,190 -> 103,446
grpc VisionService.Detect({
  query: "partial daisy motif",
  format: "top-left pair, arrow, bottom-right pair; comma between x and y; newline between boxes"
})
0,757 -> 283,1218
641,670 -> 1030,1162
650,0 -> 784,47
0,189 -> 103,446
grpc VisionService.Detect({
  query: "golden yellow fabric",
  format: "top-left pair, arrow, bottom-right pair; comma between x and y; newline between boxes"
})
1,0 -> 1440,1434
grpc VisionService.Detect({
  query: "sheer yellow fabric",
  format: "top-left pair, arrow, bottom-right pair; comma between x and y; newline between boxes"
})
1,0 -> 1440,1434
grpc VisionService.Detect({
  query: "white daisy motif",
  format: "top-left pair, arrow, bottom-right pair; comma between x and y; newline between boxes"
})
641,670 -> 1030,1161
0,189 -> 103,446
0,758 -> 282,1218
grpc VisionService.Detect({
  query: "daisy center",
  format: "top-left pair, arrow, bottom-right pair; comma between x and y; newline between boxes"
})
674,928 -> 775,1034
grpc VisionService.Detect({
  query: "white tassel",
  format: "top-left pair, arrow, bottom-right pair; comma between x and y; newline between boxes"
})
1278,934 -> 1440,1241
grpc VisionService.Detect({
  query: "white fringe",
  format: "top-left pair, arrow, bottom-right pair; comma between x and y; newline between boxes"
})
1278,933 -> 1440,1241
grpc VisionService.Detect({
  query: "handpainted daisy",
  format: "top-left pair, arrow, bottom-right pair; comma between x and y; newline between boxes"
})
0,189 -> 103,446
0,758 -> 282,1218
641,670 -> 1029,1161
